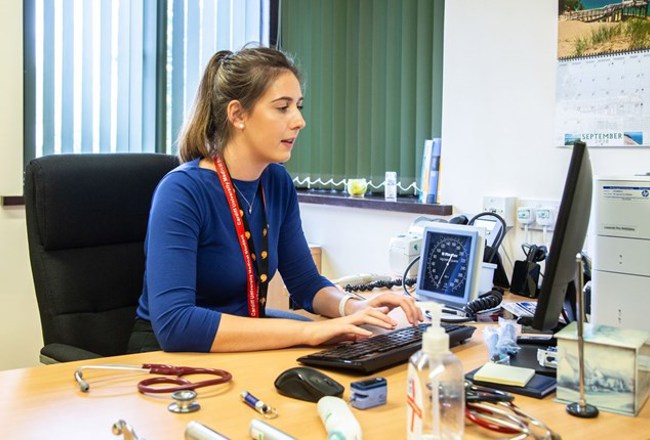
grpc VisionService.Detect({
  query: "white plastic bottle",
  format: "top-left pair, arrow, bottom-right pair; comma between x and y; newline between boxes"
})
385,171 -> 397,202
406,303 -> 465,440
317,396 -> 362,439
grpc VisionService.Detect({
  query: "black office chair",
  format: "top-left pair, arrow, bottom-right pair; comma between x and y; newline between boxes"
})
24,153 -> 179,363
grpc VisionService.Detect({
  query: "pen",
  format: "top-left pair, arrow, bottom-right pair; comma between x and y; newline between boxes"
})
241,391 -> 278,418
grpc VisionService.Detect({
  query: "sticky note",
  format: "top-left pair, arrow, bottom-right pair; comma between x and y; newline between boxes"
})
473,362 -> 535,387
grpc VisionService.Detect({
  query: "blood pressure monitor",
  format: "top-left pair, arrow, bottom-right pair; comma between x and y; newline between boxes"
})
415,223 -> 485,307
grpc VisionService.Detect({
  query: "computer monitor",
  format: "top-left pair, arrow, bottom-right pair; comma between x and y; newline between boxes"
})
532,141 -> 592,332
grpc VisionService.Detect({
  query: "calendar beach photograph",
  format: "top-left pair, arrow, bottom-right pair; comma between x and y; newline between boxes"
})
558,0 -> 650,58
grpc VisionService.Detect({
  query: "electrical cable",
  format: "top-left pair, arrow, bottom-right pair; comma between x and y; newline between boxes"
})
401,255 -> 421,297
521,243 -> 547,263
468,211 -> 507,264
464,289 -> 504,316
500,248 -> 512,267
437,289 -> 504,323
343,277 -> 417,293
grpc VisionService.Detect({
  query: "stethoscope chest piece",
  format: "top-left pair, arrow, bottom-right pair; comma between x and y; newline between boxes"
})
168,390 -> 200,414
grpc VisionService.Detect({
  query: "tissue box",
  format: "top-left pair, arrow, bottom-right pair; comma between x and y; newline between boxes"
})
555,322 -> 650,416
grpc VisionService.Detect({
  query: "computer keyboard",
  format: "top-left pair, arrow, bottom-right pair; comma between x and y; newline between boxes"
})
297,323 -> 476,374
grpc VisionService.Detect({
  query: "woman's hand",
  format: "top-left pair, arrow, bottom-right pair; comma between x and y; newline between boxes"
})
302,307 -> 391,346
304,293 -> 424,346
347,292 -> 423,326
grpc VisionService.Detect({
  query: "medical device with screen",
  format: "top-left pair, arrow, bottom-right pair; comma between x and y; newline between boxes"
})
532,141 -> 592,332
415,223 -> 484,308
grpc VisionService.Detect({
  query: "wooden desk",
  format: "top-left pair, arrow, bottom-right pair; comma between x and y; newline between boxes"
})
1,330 -> 649,439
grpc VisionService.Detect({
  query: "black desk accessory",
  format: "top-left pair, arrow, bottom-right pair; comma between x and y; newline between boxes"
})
507,344 -> 557,377
465,367 -> 556,399
274,367 -> 344,403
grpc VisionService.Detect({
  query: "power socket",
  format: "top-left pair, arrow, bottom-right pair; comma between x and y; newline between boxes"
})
517,207 -> 535,226
517,199 -> 559,231
535,207 -> 555,228
482,196 -> 516,227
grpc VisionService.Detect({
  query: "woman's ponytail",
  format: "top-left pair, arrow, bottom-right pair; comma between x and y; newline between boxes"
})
178,50 -> 232,163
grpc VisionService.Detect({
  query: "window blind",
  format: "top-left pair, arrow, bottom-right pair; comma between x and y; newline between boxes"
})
279,0 -> 444,194
165,0 -> 270,153
26,0 -> 158,157
24,0 -> 269,162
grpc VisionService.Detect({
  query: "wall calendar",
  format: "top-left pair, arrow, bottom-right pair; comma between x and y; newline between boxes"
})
555,49 -> 650,148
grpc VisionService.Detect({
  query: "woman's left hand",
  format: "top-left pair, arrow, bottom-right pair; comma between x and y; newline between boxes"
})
348,292 -> 423,326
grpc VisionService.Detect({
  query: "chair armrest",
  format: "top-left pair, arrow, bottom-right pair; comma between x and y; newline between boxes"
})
40,343 -> 103,364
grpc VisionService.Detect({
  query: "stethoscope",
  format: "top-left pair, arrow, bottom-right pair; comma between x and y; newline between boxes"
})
464,381 -> 559,439
74,363 -> 232,394
466,401 -> 560,440
465,380 -> 515,403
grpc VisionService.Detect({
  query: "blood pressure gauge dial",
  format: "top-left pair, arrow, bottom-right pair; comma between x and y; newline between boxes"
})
424,234 -> 472,298
416,223 -> 483,307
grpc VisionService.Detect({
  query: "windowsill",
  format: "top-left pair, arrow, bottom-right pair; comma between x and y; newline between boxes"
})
3,192 -> 454,216
296,189 -> 453,215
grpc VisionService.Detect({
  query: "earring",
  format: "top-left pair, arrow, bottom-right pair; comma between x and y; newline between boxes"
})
239,124 -> 245,129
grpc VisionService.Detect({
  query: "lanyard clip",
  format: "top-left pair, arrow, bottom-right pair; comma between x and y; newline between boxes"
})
241,391 -> 278,419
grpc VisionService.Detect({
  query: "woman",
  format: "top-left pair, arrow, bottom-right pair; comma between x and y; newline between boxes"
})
129,46 -> 422,353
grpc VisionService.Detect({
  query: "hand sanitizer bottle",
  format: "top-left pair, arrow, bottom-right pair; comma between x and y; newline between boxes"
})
406,303 -> 464,440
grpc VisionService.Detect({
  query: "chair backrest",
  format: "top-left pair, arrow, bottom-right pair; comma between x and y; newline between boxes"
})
24,153 -> 179,357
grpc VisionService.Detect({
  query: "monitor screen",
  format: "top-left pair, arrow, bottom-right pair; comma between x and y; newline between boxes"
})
532,141 -> 592,331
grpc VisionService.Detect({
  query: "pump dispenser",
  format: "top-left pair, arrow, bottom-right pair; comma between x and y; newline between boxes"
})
406,302 -> 464,440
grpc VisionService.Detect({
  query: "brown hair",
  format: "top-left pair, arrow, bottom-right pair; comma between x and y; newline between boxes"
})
178,46 -> 301,163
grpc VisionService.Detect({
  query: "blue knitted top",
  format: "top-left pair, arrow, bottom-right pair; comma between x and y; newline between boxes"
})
135,159 -> 332,351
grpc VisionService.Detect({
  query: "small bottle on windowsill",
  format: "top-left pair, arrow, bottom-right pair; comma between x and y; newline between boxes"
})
385,171 -> 397,202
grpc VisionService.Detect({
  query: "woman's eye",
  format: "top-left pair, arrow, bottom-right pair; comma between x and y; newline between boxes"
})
277,106 -> 288,112
297,105 -> 304,111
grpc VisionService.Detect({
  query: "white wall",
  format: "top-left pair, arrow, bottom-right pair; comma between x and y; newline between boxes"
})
2,0 -> 649,370
0,1 -> 43,371
301,0 -> 649,279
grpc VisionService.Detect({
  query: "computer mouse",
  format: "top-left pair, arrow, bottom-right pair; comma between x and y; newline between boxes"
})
274,366 -> 344,402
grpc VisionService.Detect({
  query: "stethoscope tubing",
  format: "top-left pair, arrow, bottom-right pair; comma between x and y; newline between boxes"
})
74,363 -> 232,394
466,401 -> 557,440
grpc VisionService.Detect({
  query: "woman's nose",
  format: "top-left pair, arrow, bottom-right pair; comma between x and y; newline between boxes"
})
292,111 -> 306,130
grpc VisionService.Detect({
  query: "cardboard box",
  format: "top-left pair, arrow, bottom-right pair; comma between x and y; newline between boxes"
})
555,322 -> 650,416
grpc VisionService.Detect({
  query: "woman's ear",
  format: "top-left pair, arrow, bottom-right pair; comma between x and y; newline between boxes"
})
227,100 -> 247,129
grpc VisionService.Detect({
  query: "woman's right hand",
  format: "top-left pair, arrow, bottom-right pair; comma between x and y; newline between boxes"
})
303,306 -> 398,346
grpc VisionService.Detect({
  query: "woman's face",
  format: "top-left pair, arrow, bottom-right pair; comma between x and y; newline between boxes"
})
239,70 -> 305,166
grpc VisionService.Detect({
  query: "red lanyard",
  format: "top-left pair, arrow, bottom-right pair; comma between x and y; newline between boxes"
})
213,156 -> 268,318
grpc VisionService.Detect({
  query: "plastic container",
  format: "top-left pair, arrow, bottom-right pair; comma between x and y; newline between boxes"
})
406,303 -> 465,440
317,396 -> 362,439
385,171 -> 397,202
